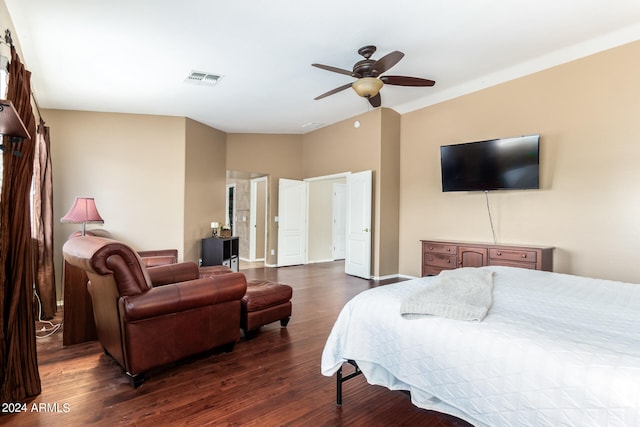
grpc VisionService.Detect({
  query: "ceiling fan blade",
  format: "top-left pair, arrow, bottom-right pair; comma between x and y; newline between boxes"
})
380,75 -> 436,87
368,93 -> 381,108
311,63 -> 354,77
314,82 -> 353,100
371,51 -> 404,76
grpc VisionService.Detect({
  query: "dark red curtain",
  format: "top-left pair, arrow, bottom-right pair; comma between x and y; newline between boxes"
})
33,120 -> 56,319
0,46 -> 41,401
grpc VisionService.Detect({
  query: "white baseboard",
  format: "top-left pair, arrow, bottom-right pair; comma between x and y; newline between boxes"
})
398,274 -> 419,280
372,273 -> 419,281
372,274 -> 398,281
240,257 -> 266,263
307,259 -> 335,264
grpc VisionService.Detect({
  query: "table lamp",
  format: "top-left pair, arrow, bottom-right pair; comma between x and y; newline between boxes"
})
60,197 -> 104,236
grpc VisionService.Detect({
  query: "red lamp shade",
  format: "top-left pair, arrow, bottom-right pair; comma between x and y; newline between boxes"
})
60,197 -> 104,235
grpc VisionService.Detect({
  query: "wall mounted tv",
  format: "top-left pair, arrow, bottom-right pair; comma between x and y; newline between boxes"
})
440,134 -> 540,192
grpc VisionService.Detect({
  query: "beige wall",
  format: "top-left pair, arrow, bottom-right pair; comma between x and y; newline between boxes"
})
378,109 -> 401,277
48,110 -> 186,296
226,133 -> 303,265
183,118 -> 227,263
399,40 -> 640,282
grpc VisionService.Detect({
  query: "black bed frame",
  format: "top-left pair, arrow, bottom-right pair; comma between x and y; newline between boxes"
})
335,359 -> 362,405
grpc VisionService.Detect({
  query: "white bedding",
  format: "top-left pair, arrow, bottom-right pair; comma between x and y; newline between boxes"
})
321,266 -> 640,427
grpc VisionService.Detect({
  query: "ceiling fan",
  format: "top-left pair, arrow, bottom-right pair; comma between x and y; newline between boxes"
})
312,45 -> 435,108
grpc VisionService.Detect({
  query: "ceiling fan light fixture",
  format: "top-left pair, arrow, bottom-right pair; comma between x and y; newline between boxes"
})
352,77 -> 383,98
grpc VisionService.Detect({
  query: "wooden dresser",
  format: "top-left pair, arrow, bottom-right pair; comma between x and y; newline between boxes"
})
421,240 -> 553,276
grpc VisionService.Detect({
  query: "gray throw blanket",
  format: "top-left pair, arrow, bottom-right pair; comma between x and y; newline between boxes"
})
400,267 -> 495,321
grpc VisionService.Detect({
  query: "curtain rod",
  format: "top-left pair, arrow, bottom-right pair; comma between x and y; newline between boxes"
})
1,28 -> 13,48
31,92 -> 43,123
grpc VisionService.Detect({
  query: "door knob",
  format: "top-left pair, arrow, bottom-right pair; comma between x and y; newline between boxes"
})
363,228 -> 369,232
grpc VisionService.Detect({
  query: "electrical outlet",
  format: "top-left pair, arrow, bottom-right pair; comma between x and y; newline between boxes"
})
271,249 -> 275,255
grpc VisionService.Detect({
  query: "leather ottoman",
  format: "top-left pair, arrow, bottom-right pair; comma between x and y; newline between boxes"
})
242,279 -> 292,338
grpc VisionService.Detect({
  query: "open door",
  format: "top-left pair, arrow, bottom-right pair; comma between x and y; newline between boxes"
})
345,170 -> 372,279
277,178 -> 307,267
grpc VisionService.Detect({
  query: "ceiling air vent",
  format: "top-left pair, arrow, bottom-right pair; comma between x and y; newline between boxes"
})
301,122 -> 325,130
185,71 -> 223,86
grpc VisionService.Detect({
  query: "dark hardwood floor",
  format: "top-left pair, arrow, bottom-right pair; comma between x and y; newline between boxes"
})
7,262 -> 473,426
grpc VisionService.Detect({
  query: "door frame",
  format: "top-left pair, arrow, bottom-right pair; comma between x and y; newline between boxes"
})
276,171 -> 371,275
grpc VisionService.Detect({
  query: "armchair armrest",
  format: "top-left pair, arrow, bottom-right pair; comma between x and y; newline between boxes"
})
147,262 -> 200,286
199,265 -> 233,277
120,272 -> 247,322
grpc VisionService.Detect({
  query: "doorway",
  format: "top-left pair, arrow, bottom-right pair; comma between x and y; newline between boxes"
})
250,176 -> 267,262
226,171 -> 269,267
225,183 -> 236,235
277,171 -> 371,278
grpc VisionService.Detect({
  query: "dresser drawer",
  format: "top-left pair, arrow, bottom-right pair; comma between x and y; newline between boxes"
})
489,248 -> 537,263
423,242 -> 457,255
489,259 -> 537,270
424,266 -> 451,276
424,253 -> 457,269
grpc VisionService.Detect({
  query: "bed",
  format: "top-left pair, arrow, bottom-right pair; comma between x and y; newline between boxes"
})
321,266 -> 640,427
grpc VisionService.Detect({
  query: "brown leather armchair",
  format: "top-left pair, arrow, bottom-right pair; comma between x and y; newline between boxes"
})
62,235 -> 247,387
62,229 -> 179,346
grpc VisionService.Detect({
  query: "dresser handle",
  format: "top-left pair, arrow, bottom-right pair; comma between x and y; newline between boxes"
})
496,251 -> 502,256
522,254 -> 527,258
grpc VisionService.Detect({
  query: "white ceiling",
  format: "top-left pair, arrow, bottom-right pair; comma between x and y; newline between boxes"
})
5,0 -> 640,134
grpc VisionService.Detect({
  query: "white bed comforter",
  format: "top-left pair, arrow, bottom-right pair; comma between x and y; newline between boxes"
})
321,266 -> 640,427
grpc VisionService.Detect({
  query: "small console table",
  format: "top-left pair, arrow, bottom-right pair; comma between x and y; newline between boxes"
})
421,240 -> 553,277
201,236 -> 240,271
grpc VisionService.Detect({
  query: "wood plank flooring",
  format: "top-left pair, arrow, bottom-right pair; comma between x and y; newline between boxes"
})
6,261 -> 473,427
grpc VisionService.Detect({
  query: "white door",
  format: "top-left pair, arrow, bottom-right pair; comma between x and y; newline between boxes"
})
249,177 -> 267,261
277,178 -> 307,267
332,183 -> 346,260
345,170 -> 372,279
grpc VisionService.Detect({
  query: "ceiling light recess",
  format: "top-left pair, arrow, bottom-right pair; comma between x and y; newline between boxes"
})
185,70 -> 223,86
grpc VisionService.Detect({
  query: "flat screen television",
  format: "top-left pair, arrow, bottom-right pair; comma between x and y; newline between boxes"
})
440,134 -> 540,192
